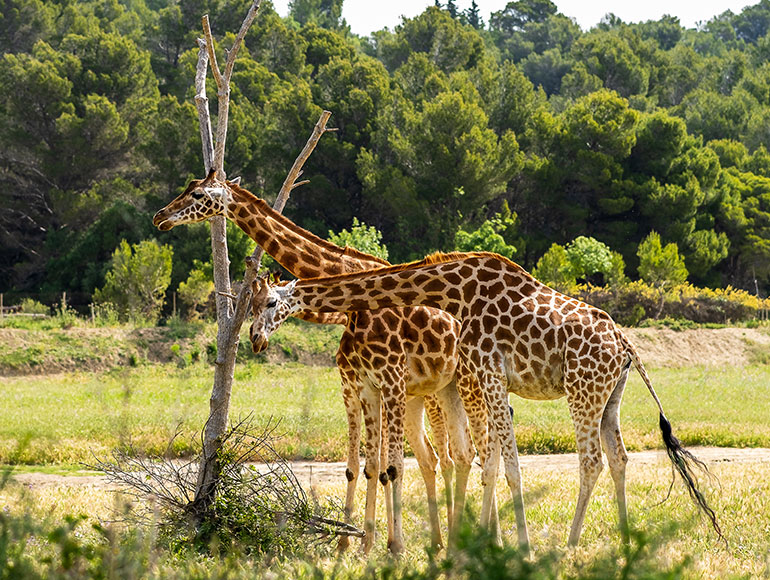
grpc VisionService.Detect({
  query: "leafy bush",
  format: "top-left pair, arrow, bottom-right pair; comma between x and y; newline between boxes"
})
94,239 -> 173,324
328,217 -> 389,260
90,301 -> 120,326
19,298 -> 49,315
566,235 -> 627,286
532,243 -> 576,292
637,231 -> 688,289
177,265 -> 214,320
455,205 -> 520,259
533,236 -> 626,292
93,419 -> 356,559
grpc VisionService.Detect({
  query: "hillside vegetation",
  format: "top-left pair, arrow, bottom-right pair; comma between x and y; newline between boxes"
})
1,316 -> 768,376
4,0 -> 770,311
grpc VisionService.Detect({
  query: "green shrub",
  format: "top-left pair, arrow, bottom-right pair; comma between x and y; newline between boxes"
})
177,265 -> 214,320
94,239 -> 173,324
90,301 -> 120,326
455,205 -> 520,259
637,231 -> 688,289
327,217 -> 389,260
532,243 -> 576,292
533,236 -> 627,292
19,298 -> 49,315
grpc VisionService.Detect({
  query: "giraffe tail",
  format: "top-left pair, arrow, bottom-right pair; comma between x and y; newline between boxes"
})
617,330 -> 724,543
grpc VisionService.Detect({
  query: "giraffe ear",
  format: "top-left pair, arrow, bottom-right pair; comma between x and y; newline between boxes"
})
230,176 -> 241,186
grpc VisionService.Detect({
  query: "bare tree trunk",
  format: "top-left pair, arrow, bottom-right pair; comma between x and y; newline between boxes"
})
187,0 -> 334,514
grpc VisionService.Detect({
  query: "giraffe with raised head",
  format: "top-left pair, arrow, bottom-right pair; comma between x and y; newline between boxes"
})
152,170 -> 495,553
249,251 -> 724,550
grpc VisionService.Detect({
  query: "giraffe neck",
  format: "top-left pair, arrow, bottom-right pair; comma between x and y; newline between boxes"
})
289,252 -> 535,319
224,183 -> 389,278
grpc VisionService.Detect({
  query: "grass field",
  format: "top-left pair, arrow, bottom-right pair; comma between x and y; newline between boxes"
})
2,458 -> 768,578
2,361 -> 769,465
2,319 -> 770,577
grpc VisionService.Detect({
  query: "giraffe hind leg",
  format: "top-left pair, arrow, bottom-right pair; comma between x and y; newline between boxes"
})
600,365 -> 631,543
338,366 -> 362,553
359,385 -> 381,554
405,396 -> 443,550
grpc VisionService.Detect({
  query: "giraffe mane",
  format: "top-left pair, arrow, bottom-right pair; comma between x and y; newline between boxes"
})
224,180 -> 391,268
295,251 -> 532,285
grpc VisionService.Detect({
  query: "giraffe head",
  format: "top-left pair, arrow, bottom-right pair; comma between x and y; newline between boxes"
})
152,169 -> 234,230
249,277 -> 298,353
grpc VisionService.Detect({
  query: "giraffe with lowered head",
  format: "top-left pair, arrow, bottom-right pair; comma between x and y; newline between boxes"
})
152,170 -> 495,553
249,251 -> 724,550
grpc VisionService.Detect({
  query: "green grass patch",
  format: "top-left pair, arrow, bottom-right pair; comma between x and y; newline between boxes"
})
0,362 -> 344,464
513,364 -> 770,453
2,361 -> 770,465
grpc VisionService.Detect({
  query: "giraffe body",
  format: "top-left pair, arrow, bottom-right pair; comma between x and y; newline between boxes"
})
153,173 -> 490,553
250,251 -> 722,549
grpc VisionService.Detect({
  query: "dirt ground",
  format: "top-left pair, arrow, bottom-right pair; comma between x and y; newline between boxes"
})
10,446 -> 770,490
624,326 -> 770,367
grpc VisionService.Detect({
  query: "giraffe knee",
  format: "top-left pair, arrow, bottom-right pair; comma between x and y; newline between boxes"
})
387,465 -> 398,481
581,455 -> 604,478
364,468 -> 375,480
345,468 -> 355,482
379,472 -> 389,486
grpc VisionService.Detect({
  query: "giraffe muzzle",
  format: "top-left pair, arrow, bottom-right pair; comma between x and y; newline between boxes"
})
251,336 -> 269,354
152,211 -> 175,231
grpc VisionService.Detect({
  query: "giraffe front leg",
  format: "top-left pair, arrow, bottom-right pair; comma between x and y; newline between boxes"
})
479,421 -> 501,529
406,396 -> 443,550
424,393 -> 455,539
359,385 -> 381,554
455,360 -> 499,535
383,377 -> 407,555
480,370 -> 530,554
337,364 -> 362,553
434,381 -> 474,540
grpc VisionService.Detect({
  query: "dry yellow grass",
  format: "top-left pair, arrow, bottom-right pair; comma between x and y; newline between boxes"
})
5,453 -> 767,578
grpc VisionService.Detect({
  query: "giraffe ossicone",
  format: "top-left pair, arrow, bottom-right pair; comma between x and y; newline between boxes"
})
250,250 -> 723,549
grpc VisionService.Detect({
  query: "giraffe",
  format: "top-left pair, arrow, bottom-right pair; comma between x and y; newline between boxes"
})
152,170 -> 494,553
249,251 -> 724,551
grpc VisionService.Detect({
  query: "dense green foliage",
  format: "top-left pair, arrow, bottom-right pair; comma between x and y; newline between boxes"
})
3,0 -> 770,305
93,239 -> 173,323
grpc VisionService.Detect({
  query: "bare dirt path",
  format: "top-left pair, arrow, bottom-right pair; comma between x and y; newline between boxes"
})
10,447 -> 770,490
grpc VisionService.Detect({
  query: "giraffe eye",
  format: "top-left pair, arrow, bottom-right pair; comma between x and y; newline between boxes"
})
191,190 -> 204,200
266,299 -> 277,309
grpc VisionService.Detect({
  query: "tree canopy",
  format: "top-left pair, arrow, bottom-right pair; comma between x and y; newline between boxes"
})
3,0 -> 770,301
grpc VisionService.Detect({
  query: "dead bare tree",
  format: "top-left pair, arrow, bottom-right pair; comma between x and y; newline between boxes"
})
189,1 -> 334,514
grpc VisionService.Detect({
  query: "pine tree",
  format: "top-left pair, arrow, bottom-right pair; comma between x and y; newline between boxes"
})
466,0 -> 482,28
447,0 -> 458,19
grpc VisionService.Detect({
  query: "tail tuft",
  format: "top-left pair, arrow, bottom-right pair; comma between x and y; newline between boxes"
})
659,413 -> 724,543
